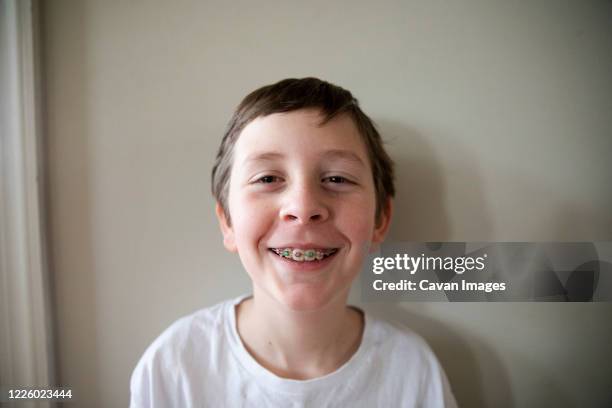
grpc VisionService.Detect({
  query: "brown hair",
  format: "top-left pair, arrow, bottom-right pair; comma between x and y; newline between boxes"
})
211,77 -> 395,225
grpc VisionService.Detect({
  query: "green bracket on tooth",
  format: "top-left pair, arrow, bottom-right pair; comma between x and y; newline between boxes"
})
282,249 -> 291,258
304,250 -> 315,258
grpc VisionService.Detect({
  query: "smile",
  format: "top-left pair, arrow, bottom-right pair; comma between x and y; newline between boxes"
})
270,247 -> 338,262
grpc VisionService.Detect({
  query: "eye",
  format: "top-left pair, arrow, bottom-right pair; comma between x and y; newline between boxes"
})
256,175 -> 280,184
323,176 -> 351,184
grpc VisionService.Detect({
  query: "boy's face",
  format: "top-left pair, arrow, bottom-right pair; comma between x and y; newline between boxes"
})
216,109 -> 391,311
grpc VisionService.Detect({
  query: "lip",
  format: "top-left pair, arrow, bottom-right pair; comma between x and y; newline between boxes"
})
268,243 -> 340,250
268,247 -> 340,272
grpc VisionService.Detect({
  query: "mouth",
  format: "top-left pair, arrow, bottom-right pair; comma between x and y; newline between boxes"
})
269,247 -> 339,262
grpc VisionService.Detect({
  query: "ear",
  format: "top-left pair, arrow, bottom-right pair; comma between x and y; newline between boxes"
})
371,198 -> 393,245
215,202 -> 237,253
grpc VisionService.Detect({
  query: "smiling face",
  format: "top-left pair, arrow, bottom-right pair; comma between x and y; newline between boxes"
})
216,109 -> 392,311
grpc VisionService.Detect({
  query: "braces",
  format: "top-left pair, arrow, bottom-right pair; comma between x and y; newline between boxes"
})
271,248 -> 337,262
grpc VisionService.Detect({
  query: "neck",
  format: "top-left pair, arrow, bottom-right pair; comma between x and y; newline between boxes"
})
236,287 -> 364,380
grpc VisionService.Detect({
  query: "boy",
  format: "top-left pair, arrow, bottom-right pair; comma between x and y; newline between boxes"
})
130,78 -> 457,407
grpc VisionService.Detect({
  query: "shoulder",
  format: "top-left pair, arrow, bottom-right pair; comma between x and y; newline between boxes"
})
129,297 -> 242,406
367,314 -> 435,361
363,314 -> 458,408
129,298 -> 234,396
366,315 -> 440,378
141,298 -> 228,362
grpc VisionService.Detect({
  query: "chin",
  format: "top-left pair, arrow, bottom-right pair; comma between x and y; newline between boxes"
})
277,286 -> 345,312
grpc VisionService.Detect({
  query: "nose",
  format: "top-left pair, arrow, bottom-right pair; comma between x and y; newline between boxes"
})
279,182 -> 329,224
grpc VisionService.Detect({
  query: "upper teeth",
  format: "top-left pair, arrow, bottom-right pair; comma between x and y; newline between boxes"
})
272,248 -> 337,262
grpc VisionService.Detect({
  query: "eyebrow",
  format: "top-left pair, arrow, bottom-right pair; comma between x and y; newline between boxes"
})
244,150 -> 366,167
322,149 -> 366,166
244,152 -> 285,163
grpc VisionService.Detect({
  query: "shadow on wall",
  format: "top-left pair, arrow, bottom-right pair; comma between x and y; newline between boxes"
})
381,121 -> 451,241
356,121 -> 514,407
490,169 -> 612,242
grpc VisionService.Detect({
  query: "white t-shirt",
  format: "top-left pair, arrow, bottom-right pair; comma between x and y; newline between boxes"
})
130,295 -> 457,407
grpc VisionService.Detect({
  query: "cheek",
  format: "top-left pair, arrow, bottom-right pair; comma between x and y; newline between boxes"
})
229,189 -> 276,248
338,195 -> 378,242
228,195 -> 276,280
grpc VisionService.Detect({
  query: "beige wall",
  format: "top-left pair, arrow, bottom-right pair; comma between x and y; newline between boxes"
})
42,1 -> 612,407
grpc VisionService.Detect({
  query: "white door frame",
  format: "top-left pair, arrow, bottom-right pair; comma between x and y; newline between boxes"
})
0,0 -> 54,403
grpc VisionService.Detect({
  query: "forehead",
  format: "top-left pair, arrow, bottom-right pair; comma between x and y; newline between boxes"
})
234,109 -> 369,164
